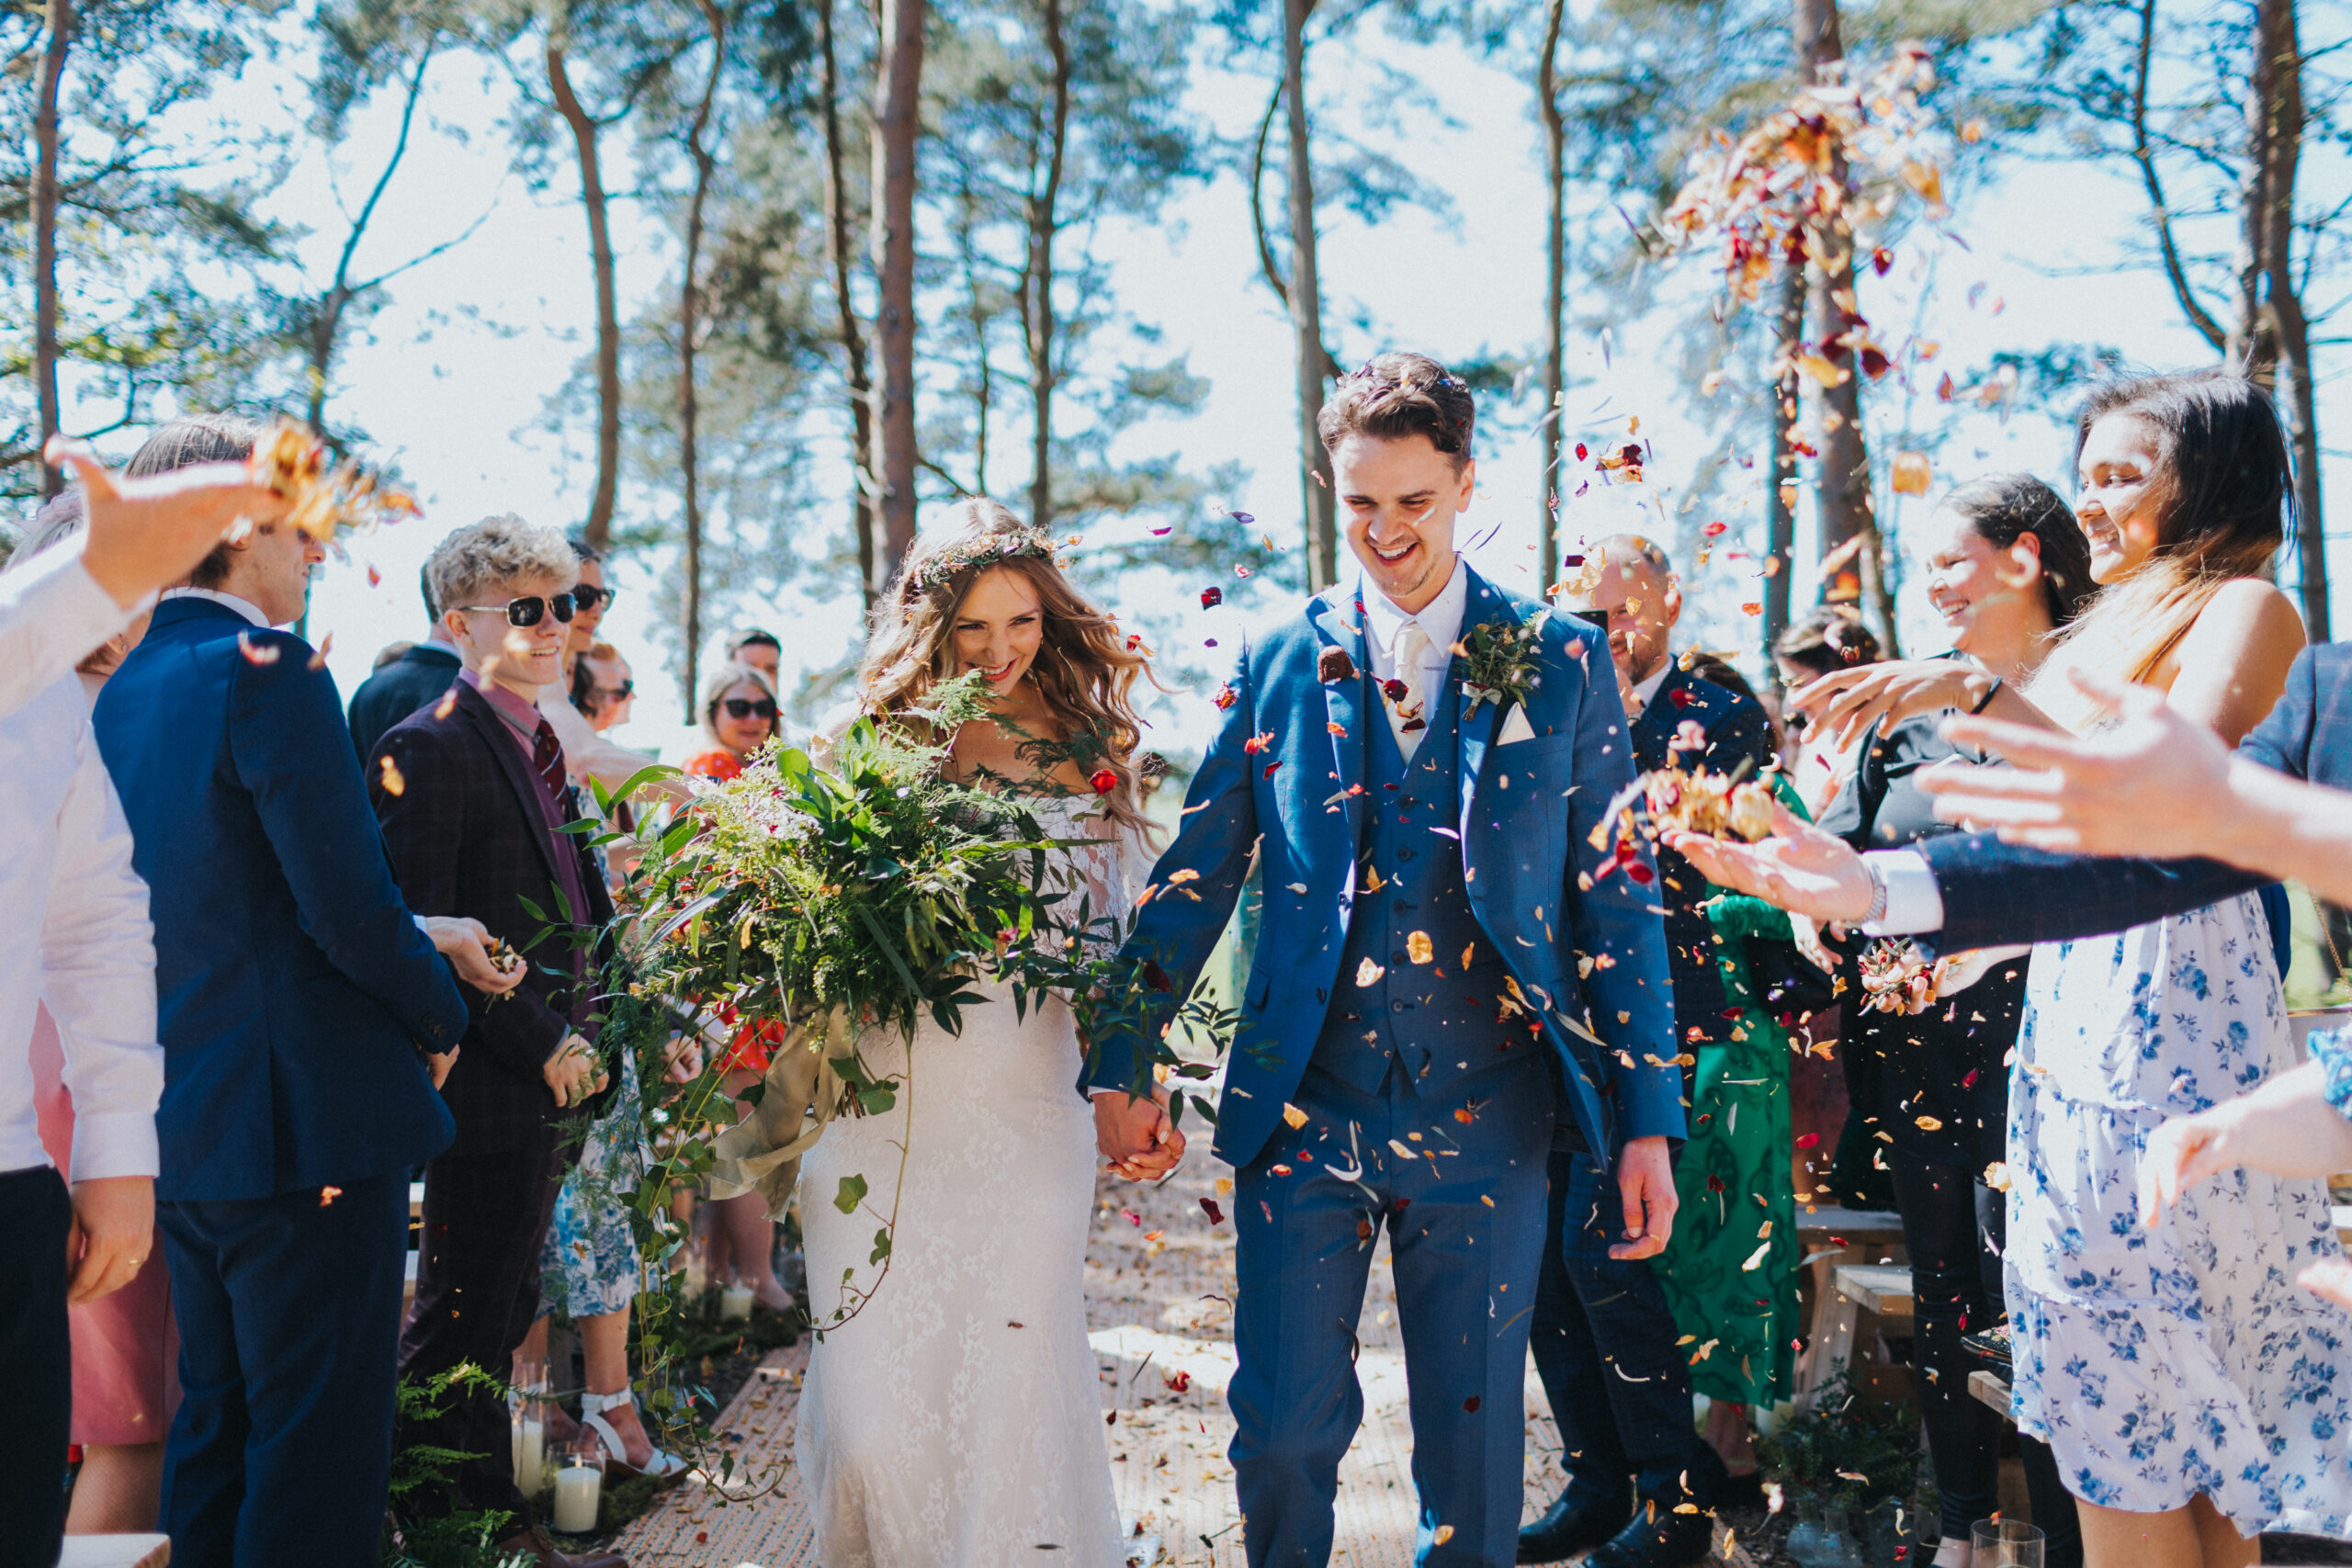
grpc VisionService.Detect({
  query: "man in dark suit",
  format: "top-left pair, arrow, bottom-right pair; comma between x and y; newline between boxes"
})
372,514 -> 622,1568
92,414 -> 520,1567
1663,644 -> 2352,955
1520,536 -> 1766,1566
348,565 -> 462,760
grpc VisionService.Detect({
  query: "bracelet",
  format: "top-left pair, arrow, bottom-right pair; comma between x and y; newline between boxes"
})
1860,859 -> 1891,925
1970,676 -> 2004,716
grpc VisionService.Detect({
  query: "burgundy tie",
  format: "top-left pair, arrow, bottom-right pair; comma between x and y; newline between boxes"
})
532,717 -> 568,804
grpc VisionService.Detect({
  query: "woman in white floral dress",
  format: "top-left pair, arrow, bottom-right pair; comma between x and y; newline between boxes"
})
1792,372 -> 2347,1565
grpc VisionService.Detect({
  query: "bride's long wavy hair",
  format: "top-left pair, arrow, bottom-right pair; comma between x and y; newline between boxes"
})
859,499 -> 1157,840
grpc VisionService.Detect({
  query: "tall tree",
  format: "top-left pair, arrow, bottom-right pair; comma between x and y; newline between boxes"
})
545,12 -> 624,549
1764,257 -> 1803,651
1282,0 -> 1335,588
870,0 -> 925,577
817,0 -> 877,605
1019,0 -> 1069,529
32,0 -> 73,495
676,0 -> 726,714
1534,0 -> 1567,591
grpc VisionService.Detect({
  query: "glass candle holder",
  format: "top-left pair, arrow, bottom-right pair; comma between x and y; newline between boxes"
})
1973,1518 -> 2044,1568
719,1281 -> 755,1321
550,1438 -> 606,1534
509,1358 -> 549,1496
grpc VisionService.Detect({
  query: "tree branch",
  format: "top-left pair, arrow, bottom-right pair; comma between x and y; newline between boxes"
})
2130,0 -> 2227,350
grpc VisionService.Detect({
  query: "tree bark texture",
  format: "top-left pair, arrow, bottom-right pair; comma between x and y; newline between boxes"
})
547,29 -> 620,551
1283,0 -> 1335,589
679,0 -> 726,717
818,0 -> 878,609
870,0 -> 925,578
33,0 -> 73,497
1023,0 -> 1069,531
1765,260 -> 1804,655
1536,0 -> 1567,592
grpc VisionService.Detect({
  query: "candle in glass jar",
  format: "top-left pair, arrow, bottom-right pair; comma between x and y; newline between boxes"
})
511,1416 -> 545,1495
719,1282 -> 754,1321
551,1461 -> 602,1533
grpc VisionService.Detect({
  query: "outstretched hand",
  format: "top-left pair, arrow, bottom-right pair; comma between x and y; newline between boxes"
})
1610,1134 -> 1678,1259
1660,799 -> 1874,924
1921,666 -> 2230,858
1790,660 -> 1983,751
50,436 -> 292,612
1092,1089 -> 1185,1181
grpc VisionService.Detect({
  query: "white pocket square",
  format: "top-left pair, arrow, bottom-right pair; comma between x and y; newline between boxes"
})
1497,705 -> 1537,745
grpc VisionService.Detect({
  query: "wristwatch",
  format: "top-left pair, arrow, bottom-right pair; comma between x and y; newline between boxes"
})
1860,856 -> 1891,925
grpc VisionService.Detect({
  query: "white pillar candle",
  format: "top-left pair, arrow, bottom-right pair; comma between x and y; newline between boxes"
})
550,1462 -> 602,1533
719,1283 -> 755,1321
511,1416 -> 545,1495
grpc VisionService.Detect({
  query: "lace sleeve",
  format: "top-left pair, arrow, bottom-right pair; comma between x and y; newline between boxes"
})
1064,818 -> 1140,963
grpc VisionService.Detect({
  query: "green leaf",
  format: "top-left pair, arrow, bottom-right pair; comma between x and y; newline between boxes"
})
833,1173 -> 868,1214
870,1227 -> 893,1264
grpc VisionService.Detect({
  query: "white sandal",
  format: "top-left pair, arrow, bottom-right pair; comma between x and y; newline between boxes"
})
580,1388 -> 689,1480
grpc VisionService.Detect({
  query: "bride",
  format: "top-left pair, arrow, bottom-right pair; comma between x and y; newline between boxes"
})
797,500 -> 1181,1567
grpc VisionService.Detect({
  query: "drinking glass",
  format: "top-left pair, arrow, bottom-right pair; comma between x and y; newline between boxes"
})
1973,1518 -> 2045,1568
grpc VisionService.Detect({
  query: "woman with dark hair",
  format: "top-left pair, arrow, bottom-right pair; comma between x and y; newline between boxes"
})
1773,606 -> 1882,815
1792,375 -> 2341,1562
1815,474 -> 2094,1568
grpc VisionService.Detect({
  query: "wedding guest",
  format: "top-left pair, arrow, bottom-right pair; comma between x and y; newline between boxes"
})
372,515 -> 623,1568
8,495 -> 176,1539
348,567 -> 462,761
683,661 -> 778,782
533,539 -> 675,808
1773,606 -> 1880,815
569,640 -> 634,729
1683,373 -> 2342,1562
0,482 -> 166,1568
373,638 -> 416,670
92,415 -> 516,1567
1524,535 -> 1761,1556
1813,476 -> 2094,1568
0,435 -> 291,722
728,626 -> 782,685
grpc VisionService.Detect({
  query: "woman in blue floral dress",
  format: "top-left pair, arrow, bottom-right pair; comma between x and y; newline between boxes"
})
1787,373 -> 2347,1564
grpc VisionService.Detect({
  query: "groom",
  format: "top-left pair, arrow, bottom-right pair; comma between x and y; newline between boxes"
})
1088,352 -> 1683,1567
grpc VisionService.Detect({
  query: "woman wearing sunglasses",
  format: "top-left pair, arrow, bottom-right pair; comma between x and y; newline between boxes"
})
682,661 -> 781,784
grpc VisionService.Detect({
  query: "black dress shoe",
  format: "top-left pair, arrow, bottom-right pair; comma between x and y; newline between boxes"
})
1584,1498 -> 1716,1568
1518,1489 -> 1635,1564
1712,1469 -> 1768,1513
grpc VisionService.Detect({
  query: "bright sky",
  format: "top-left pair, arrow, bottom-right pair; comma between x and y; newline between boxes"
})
69,23 -> 2346,766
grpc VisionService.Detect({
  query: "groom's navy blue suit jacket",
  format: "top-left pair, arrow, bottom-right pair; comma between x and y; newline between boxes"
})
1921,641 -> 2351,951
1085,567 -> 1682,1169
93,596 -> 461,1201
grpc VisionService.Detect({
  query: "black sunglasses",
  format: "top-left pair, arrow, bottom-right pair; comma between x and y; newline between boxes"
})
456,592 -> 575,628
721,697 -> 778,721
596,680 -> 636,702
570,583 -> 618,612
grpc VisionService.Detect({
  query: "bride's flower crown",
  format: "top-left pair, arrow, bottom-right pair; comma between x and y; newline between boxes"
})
902,528 -> 1059,603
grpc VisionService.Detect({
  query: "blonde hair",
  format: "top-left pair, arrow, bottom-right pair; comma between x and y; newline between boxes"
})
701,661 -> 778,748
860,498 -> 1155,839
425,515 -> 579,620
2030,372 -> 2290,723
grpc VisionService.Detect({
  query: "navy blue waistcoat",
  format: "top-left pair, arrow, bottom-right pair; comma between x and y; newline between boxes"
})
1308,671 -> 1545,1097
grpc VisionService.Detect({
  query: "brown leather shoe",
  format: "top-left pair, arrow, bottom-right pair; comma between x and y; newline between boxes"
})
494,1525 -> 630,1568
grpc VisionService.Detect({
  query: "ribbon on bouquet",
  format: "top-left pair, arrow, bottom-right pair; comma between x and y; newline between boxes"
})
707,1005 -> 861,1223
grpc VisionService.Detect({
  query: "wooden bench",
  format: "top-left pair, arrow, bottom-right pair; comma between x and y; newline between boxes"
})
1798,1262 -> 1916,1397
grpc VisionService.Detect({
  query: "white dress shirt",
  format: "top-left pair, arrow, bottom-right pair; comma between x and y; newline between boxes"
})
158,585 -> 269,627
0,678 -> 163,1179
1860,848 -> 1947,935
1629,663 -> 1670,716
0,538 -> 141,722
1360,557 -> 1470,760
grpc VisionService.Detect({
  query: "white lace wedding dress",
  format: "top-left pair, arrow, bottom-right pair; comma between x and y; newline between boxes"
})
797,794 -> 1133,1567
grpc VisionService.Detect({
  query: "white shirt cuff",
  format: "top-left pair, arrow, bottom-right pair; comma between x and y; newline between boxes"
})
1860,849 -> 1945,935
69,1110 -> 160,1182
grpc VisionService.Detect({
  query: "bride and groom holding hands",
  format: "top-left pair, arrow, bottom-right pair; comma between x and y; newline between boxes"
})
797,352 -> 1690,1568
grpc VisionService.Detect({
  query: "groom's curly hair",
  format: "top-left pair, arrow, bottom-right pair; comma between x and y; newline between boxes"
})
1317,351 -> 1475,469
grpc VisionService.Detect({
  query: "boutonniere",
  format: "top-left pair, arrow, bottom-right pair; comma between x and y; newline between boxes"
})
1453,609 -> 1548,711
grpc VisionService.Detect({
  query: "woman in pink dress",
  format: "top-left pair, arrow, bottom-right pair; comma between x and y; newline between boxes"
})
18,494 -> 177,1532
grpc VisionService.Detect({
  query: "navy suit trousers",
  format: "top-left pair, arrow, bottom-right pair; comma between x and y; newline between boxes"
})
1528,1150 -> 1721,1513
0,1167 -> 70,1568
159,1171 -> 409,1567
1231,1061 -> 1552,1568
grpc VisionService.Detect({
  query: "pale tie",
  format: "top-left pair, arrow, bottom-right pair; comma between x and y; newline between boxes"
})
1393,622 -> 1432,761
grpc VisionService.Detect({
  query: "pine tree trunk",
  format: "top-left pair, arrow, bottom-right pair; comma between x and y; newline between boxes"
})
818,0 -> 878,608
1024,0 -> 1069,531
1765,259 -> 1804,656
679,0 -> 725,718
1283,0 -> 1335,590
870,0 -> 925,577
33,0 -> 72,497
1537,0 -> 1567,592
547,30 -> 619,551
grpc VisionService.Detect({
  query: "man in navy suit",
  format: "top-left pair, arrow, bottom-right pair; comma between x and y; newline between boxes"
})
347,566 -> 463,761
1516,537 -> 1766,1566
92,414 -> 521,1567
1662,645 -> 2352,954
1087,355 -> 1683,1568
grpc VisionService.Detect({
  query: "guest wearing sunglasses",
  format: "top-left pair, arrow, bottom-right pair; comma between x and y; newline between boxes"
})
534,537 -> 677,808
568,640 -> 636,731
683,662 -> 780,784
